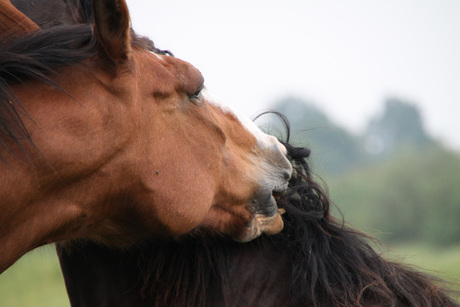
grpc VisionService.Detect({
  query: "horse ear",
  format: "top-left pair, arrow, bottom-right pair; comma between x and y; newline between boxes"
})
0,0 -> 39,41
93,0 -> 132,68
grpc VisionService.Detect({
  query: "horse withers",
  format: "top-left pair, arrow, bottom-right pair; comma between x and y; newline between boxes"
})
0,0 -> 292,273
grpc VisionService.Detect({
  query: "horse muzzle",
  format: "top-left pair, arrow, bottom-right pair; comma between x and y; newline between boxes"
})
235,149 -> 292,242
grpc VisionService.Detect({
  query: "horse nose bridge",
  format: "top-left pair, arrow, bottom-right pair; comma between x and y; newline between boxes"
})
256,135 -> 293,180
260,134 -> 289,159
200,90 -> 291,175
235,117 -> 293,181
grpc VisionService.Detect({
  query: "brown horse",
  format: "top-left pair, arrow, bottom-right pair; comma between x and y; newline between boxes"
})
0,0 -> 292,273
57,138 -> 459,307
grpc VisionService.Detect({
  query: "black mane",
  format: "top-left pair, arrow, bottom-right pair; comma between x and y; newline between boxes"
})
59,131 -> 459,306
120,139 -> 457,307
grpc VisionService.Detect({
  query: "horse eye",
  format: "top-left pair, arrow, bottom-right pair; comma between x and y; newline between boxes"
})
190,86 -> 204,103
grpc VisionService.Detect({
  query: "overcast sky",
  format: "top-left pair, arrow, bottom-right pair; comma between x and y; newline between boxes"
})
127,0 -> 460,150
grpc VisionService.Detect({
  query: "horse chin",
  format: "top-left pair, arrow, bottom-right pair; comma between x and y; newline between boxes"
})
234,208 -> 285,243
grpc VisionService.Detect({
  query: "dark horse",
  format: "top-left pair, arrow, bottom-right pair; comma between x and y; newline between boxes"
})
57,136 -> 459,307
12,1 -> 460,306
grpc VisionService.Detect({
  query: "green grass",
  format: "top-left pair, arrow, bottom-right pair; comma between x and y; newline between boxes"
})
388,243 -> 460,287
0,245 -> 69,307
0,244 -> 459,306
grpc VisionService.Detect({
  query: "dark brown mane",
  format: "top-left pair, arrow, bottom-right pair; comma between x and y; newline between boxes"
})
11,0 -> 93,27
59,128 -> 459,306
124,139 -> 458,307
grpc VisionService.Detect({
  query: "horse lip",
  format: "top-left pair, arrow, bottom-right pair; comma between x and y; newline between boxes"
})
272,189 -> 286,198
272,183 -> 288,200
233,183 -> 288,242
234,200 -> 285,243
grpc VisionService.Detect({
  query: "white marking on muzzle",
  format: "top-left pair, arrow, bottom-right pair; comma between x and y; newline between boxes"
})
202,89 -> 286,152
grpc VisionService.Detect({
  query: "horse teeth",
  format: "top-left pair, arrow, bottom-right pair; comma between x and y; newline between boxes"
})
278,208 -> 286,215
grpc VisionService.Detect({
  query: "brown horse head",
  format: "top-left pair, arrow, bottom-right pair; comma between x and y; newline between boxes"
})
0,0 -> 292,272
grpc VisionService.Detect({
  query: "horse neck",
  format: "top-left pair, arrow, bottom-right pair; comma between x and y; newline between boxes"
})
0,153 -> 87,272
0,67 -> 115,273
56,224 -> 460,307
57,238 -> 293,307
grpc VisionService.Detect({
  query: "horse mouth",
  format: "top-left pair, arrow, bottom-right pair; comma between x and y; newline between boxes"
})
235,189 -> 287,243
272,185 -> 287,201
235,206 -> 285,243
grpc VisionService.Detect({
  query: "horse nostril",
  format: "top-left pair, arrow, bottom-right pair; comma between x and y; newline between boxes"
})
283,170 -> 291,181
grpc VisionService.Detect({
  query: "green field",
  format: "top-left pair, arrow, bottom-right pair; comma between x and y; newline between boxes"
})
0,243 -> 459,306
388,243 -> 460,284
0,246 -> 68,307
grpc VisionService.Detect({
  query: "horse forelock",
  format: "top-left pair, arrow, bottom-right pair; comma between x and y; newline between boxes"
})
0,20 -> 166,160
0,24 -> 93,159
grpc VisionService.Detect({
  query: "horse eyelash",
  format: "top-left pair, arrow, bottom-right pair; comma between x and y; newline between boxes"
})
190,86 -> 204,103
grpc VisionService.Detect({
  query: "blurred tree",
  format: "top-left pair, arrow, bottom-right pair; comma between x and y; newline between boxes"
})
365,98 -> 432,157
266,95 -> 460,246
267,97 -> 366,175
330,146 -> 460,245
